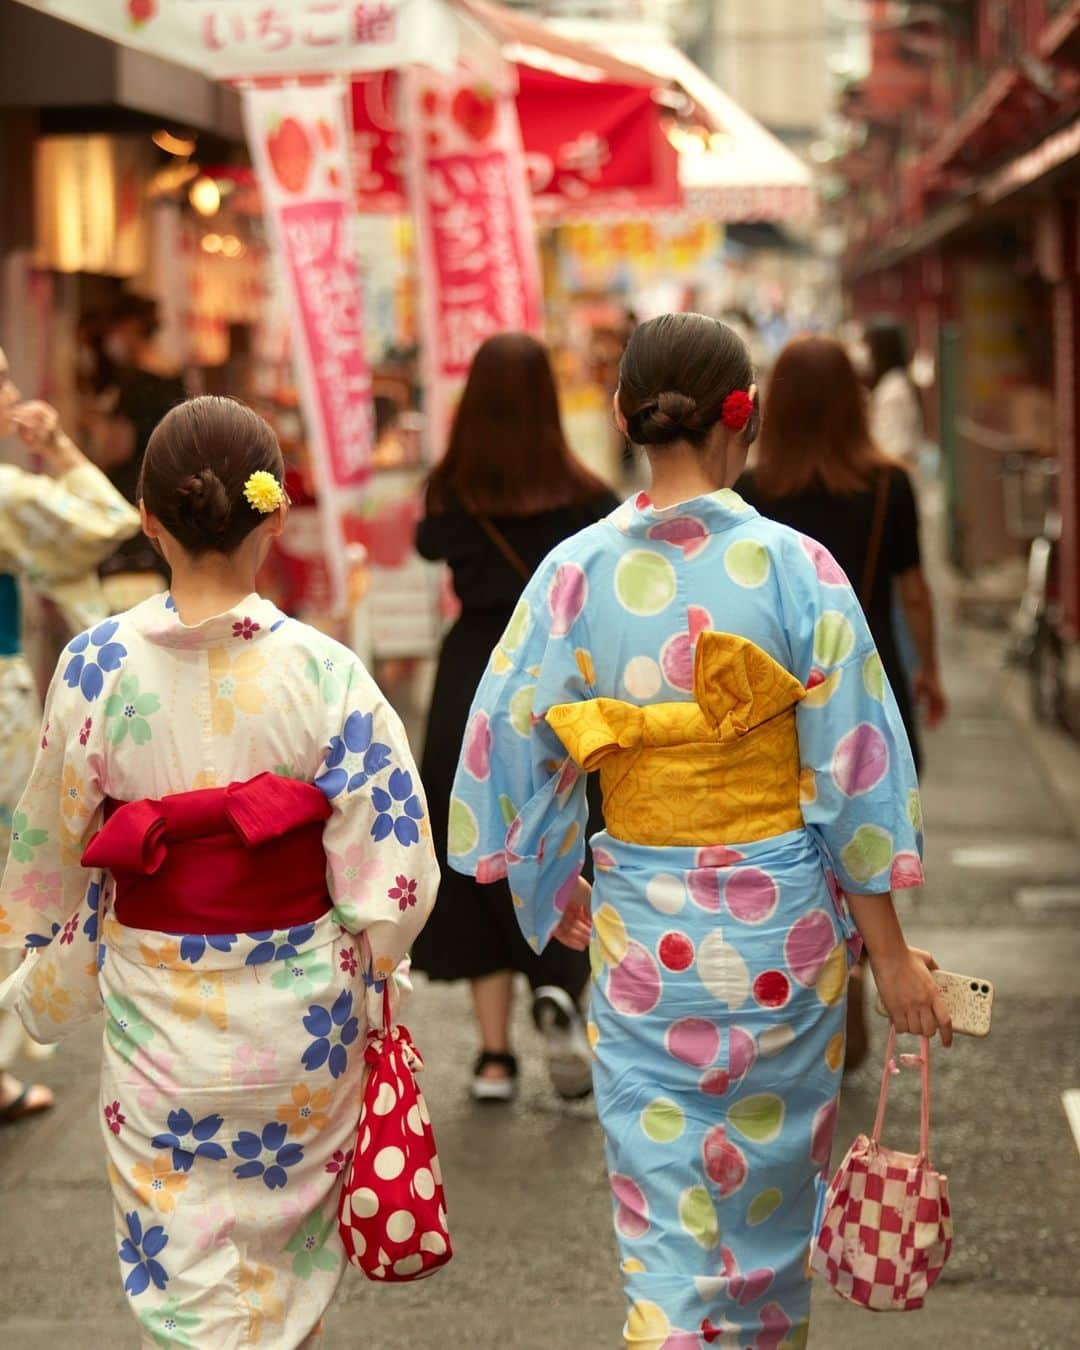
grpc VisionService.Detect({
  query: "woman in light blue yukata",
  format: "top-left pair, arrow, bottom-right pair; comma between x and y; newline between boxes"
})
447,314 -> 952,1350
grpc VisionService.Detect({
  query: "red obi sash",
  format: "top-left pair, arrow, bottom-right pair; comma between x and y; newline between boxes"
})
82,772 -> 333,935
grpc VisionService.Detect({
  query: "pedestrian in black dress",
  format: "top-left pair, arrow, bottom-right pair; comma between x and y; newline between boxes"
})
737,334 -> 947,1068
412,332 -> 619,1103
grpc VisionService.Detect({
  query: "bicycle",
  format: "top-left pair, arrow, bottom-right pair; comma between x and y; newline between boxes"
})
1005,455 -> 1070,730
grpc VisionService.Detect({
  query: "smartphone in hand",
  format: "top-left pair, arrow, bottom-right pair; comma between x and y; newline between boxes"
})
876,969 -> 994,1037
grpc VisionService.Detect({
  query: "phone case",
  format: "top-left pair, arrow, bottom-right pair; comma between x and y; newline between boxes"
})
874,969 -> 994,1037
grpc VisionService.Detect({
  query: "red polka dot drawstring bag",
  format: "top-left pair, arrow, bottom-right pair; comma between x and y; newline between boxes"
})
811,1030 -> 952,1310
337,984 -> 452,1281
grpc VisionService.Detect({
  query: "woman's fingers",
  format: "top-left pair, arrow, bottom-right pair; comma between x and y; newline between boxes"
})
910,947 -> 938,971
931,992 -> 953,1047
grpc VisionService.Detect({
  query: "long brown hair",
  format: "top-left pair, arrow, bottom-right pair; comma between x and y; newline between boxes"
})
753,335 -> 887,496
425,332 -> 608,516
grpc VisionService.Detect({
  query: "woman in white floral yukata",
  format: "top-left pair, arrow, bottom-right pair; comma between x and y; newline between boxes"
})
0,396 -> 439,1348
0,344 -> 141,1123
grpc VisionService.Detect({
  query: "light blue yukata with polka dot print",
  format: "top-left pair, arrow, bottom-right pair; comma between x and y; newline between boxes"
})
448,489 -> 924,1350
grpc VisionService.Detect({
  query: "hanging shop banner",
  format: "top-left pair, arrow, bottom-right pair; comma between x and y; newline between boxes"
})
351,72 -> 408,213
401,65 -> 542,456
13,0 -> 459,79
244,80 -> 372,610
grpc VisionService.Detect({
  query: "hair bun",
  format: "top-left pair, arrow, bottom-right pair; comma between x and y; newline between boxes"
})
176,467 -> 232,538
628,390 -> 699,446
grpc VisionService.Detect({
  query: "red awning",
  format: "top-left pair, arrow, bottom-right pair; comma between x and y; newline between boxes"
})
349,64 -> 680,215
518,65 -> 678,212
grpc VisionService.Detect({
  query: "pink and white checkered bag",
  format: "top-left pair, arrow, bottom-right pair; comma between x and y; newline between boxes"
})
811,1029 -> 952,1311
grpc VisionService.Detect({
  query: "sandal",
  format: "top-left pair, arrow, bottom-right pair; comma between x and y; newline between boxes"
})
470,1050 -> 518,1104
0,1078 -> 54,1125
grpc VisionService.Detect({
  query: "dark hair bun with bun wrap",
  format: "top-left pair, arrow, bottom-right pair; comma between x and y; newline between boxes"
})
619,313 -> 758,449
138,396 -> 284,557
627,390 -> 700,447
174,467 -> 233,545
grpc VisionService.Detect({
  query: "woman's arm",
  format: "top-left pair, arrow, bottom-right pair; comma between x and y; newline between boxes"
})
897,566 -> 947,727
847,890 -> 952,1044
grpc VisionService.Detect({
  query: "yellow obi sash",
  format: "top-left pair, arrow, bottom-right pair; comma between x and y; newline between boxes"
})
546,632 -> 807,848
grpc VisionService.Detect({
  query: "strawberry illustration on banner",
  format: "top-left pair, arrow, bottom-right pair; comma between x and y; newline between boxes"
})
450,85 -> 497,143
266,116 -> 314,195
402,63 -> 542,459
244,82 -> 373,612
127,0 -> 155,28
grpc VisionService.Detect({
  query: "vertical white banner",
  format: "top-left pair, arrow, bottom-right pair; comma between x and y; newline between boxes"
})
244,81 -> 373,611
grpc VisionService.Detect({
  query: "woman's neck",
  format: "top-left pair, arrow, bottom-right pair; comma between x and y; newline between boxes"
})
168,556 -> 258,626
647,443 -> 728,510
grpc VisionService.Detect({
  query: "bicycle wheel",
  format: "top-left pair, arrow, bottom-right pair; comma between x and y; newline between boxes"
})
1031,615 -> 1067,727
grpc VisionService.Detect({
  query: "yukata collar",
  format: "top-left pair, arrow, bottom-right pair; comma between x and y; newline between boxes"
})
136,590 -> 286,649
609,486 -> 759,538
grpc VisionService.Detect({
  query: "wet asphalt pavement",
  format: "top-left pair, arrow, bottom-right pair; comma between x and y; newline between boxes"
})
2,614 -> 1079,1350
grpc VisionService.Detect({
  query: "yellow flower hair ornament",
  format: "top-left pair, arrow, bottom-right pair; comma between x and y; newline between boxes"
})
243,471 -> 285,514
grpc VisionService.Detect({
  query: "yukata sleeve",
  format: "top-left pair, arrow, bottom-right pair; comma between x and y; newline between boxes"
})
0,662 -> 109,1041
446,555 -> 593,954
0,461 -> 141,630
784,534 -> 924,896
317,660 -> 439,1020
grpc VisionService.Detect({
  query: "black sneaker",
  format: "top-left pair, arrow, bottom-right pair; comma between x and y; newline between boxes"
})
532,986 -> 594,1101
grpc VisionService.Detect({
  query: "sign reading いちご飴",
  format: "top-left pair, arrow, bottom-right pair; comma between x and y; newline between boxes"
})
244,81 -> 373,611
12,1 -> 459,80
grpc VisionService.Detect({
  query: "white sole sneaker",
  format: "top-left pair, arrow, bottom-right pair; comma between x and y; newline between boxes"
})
532,986 -> 594,1101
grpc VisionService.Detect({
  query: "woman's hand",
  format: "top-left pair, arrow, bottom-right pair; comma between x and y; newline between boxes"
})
870,945 -> 952,1046
11,401 -> 83,474
913,668 -> 947,728
553,877 -> 592,950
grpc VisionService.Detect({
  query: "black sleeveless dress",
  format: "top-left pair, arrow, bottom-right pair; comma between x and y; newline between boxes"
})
411,491 -> 618,990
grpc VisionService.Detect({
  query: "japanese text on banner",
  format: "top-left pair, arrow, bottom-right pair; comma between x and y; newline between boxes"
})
404,69 -> 542,456
12,1 -> 459,80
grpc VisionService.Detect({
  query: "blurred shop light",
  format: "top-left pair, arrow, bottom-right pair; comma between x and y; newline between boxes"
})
200,233 -> 223,254
810,140 -> 837,164
189,175 -> 222,217
147,161 -> 200,199
220,235 -> 246,258
153,129 -> 197,158
666,124 -> 709,157
35,135 -> 148,276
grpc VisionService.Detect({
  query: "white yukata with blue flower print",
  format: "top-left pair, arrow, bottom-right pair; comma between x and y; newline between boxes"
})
0,591 -> 438,1348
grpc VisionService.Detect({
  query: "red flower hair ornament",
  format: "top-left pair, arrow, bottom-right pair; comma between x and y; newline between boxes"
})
721,389 -> 754,432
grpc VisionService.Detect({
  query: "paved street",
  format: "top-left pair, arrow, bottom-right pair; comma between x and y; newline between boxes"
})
2,612 -> 1079,1350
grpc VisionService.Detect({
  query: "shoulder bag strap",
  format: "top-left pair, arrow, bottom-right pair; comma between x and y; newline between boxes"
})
476,514 -> 532,583
859,468 -> 890,611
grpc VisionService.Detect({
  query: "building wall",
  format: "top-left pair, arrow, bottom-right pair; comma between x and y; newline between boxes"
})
704,0 -> 833,145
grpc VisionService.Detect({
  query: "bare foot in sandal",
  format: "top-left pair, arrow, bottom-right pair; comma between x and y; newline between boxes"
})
0,1070 -> 54,1124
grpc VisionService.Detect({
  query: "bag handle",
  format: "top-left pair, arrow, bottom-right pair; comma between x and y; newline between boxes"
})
859,468 -> 890,610
871,1026 -> 931,1162
476,514 -> 532,583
